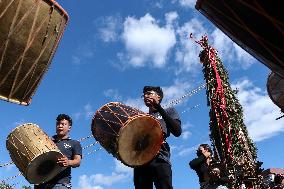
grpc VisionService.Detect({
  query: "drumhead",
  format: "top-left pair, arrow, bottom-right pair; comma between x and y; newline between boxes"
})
118,115 -> 163,167
267,72 -> 284,110
27,151 -> 63,184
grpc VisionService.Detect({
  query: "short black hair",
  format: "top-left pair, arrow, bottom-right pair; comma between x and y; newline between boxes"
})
56,114 -> 72,126
199,143 -> 212,154
143,86 -> 164,99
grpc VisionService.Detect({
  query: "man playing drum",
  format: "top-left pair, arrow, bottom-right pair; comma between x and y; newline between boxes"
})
134,86 -> 182,189
35,114 -> 82,189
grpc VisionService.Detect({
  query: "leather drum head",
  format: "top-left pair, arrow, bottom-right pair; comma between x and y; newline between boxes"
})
117,115 -> 163,167
27,151 -> 63,184
267,72 -> 284,110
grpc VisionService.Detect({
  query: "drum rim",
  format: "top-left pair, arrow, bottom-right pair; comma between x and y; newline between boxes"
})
26,150 -> 63,184
267,72 -> 284,109
0,95 -> 30,106
6,123 -> 41,141
94,102 -> 145,115
117,114 -> 163,167
45,0 -> 69,21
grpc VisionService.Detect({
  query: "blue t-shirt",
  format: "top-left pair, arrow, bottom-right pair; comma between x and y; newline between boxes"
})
40,136 -> 82,186
150,106 -> 181,164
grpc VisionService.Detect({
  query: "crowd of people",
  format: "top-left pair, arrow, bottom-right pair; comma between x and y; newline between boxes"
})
31,85 -> 282,189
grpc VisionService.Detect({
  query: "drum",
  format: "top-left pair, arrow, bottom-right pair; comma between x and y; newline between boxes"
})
196,0 -> 284,78
6,123 -> 63,184
91,102 -> 163,167
0,0 -> 69,105
267,72 -> 284,110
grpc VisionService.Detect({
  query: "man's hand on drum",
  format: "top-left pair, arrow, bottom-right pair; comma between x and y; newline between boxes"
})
57,155 -> 69,167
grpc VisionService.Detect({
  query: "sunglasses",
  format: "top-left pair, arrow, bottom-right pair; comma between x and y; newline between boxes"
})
141,91 -> 159,98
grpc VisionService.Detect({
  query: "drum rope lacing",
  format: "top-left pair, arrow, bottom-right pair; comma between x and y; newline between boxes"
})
0,135 -> 96,168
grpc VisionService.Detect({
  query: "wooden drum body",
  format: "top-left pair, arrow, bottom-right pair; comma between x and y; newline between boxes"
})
91,102 -> 163,167
6,123 -> 63,184
0,0 -> 68,105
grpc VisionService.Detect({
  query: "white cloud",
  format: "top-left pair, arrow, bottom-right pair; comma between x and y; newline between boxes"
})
178,0 -> 196,8
103,89 -> 122,101
98,16 -> 122,42
181,130 -> 192,140
114,159 -> 133,175
182,122 -> 193,130
165,11 -> 179,25
211,29 -> 255,69
121,13 -> 176,68
77,160 -> 132,189
78,175 -> 104,189
232,79 -> 284,142
84,103 -> 94,118
123,98 -> 147,113
71,56 -> 81,65
175,19 -> 256,74
89,173 -> 129,186
177,145 -> 196,156
175,18 -> 207,73
162,80 -> 193,106
211,29 -> 235,62
73,103 -> 95,120
71,44 -> 95,65
233,43 -> 255,69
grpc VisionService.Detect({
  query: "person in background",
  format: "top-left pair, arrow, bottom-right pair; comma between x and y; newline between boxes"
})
189,144 -> 214,189
273,174 -> 284,189
204,162 -> 229,189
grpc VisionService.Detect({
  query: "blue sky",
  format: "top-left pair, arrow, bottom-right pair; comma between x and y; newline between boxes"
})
0,0 -> 283,188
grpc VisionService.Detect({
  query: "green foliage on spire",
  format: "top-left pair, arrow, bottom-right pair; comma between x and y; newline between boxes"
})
196,35 -> 261,188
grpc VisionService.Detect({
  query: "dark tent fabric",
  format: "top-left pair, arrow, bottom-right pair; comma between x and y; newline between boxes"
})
196,0 -> 284,78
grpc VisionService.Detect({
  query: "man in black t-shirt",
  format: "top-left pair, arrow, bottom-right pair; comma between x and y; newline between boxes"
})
35,114 -> 82,189
133,86 -> 182,189
189,144 -> 229,189
189,144 -> 213,188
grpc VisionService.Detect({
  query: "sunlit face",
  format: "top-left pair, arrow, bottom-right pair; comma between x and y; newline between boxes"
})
196,146 -> 208,156
143,91 -> 161,107
56,119 -> 71,137
198,146 -> 206,154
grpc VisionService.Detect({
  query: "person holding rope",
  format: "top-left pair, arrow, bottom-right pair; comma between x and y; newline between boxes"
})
189,144 -> 229,189
189,144 -> 214,188
133,86 -> 182,189
35,114 -> 82,189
